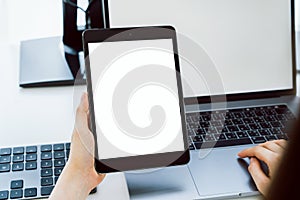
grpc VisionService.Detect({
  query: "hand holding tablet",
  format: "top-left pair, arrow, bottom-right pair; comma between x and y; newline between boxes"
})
82,26 -> 189,173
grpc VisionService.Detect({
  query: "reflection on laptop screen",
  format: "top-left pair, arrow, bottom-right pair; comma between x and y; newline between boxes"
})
106,0 -> 294,97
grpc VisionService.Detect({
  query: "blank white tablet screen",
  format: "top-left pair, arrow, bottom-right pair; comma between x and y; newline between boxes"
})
88,39 -> 185,159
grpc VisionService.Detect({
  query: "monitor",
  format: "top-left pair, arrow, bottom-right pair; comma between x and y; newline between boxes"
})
103,0 -> 295,100
19,0 -> 104,87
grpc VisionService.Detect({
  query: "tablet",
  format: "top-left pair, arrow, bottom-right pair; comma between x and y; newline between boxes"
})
83,26 -> 189,173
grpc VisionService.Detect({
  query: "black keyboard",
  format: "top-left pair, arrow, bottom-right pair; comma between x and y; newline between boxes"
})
0,142 -> 73,199
186,105 -> 295,150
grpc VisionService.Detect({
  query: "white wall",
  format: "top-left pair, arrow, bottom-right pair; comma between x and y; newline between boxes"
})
296,0 -> 300,30
4,0 -> 63,43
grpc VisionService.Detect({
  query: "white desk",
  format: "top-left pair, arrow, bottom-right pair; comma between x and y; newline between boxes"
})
0,1 -> 129,199
0,1 -> 298,199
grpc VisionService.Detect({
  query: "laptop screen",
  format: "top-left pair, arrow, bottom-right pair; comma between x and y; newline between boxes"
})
104,0 -> 294,98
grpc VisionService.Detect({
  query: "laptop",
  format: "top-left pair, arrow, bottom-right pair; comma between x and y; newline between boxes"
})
103,0 -> 299,199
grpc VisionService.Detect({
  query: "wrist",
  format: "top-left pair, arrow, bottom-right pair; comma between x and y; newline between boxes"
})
64,162 -> 95,193
49,163 -> 92,200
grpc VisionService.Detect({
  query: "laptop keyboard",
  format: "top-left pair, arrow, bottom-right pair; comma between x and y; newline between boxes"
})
186,104 -> 295,150
0,143 -> 74,199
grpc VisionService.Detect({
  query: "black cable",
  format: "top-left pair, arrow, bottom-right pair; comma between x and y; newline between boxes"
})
63,0 -> 95,13
63,0 -> 86,13
63,0 -> 95,29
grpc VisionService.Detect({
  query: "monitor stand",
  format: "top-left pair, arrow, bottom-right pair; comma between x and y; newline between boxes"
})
19,36 -> 86,88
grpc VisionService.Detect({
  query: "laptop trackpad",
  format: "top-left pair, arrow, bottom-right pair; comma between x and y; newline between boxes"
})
125,165 -> 199,200
188,146 -> 260,198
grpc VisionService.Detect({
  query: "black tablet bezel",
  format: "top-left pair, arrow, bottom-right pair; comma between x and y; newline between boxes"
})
82,26 -> 190,173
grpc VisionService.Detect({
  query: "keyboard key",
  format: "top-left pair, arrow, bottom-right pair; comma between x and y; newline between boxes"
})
53,144 -> 65,151
248,123 -> 260,130
26,146 -> 37,154
233,112 -> 244,119
12,163 -> 24,171
196,128 -> 206,135
225,133 -> 237,140
65,143 -> 71,150
224,120 -> 233,126
41,169 -> 53,177
41,177 -> 53,186
10,189 -> 22,199
193,136 -> 203,142
244,111 -> 255,118
0,164 -> 10,173
248,130 -> 260,137
54,176 -> 59,183
264,107 -> 277,115
252,136 -> 266,144
254,110 -> 265,117
266,135 -> 277,141
54,167 -> 63,176
12,155 -> 24,163
13,147 -> 24,155
189,143 -> 195,150
275,107 -> 288,114
276,134 -> 288,140
199,121 -> 210,128
41,186 -> 54,196
225,112 -> 235,119
54,159 -> 65,167
26,154 -> 37,161
270,121 -> 283,128
41,152 -> 52,160
236,131 -> 249,138
259,122 -> 271,129
0,148 -> 11,156
227,125 -> 239,132
41,160 -> 52,168
212,112 -> 225,120
232,119 -> 244,125
214,133 -> 226,140
269,128 -> 282,135
203,134 -> 215,141
0,191 -> 8,200
253,117 -> 265,123
201,115 -> 211,121
41,145 -> 52,152
11,180 -> 23,189
242,118 -> 254,124
25,162 -> 37,170
54,151 -> 65,159
187,129 -> 195,136
238,125 -> 250,131
275,114 -> 287,121
206,127 -> 217,134
258,130 -> 270,136
264,116 -> 276,122
66,150 -> 70,159
194,138 -> 252,149
220,126 -> 229,133
210,120 -> 223,127
24,188 -> 37,198
0,156 -> 11,164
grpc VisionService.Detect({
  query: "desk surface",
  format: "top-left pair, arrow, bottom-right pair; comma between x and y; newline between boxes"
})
0,1 -> 299,199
